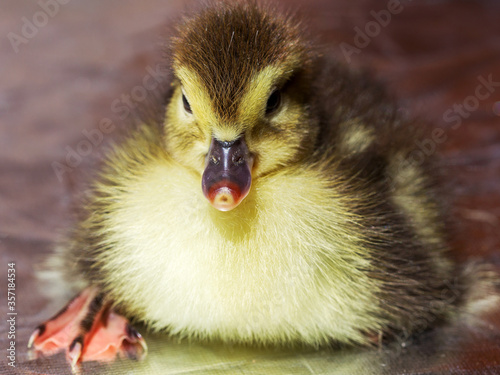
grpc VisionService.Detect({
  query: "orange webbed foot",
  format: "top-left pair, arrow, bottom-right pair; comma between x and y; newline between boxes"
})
28,287 -> 147,372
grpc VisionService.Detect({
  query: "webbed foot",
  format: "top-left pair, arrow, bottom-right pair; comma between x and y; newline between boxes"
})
28,287 -> 147,371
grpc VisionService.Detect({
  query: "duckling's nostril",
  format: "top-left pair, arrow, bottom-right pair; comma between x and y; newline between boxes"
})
210,155 -> 220,165
232,154 -> 244,165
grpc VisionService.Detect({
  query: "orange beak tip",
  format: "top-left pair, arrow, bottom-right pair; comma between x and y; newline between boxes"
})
208,186 -> 242,211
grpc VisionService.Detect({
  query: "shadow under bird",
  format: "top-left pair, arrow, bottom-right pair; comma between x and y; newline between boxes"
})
29,0 -> 499,370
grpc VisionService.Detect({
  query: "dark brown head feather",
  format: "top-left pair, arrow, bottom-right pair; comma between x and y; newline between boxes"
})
171,1 -> 308,120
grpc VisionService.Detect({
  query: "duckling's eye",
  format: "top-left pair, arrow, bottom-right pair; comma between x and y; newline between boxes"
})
182,93 -> 192,114
265,89 -> 281,115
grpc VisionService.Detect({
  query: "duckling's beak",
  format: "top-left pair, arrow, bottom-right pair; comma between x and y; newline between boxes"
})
202,137 -> 253,211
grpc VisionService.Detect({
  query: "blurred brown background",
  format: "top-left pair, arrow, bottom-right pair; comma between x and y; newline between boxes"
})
1,0 -> 499,374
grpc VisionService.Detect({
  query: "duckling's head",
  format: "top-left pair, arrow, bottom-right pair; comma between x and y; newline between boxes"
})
165,1 -> 317,211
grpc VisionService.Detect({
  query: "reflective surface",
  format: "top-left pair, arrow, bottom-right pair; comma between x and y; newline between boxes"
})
11,317 -> 500,374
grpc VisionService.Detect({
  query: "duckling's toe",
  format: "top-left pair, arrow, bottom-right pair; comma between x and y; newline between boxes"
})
28,287 -> 147,370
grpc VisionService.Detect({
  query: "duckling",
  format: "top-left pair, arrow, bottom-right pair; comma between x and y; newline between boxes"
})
30,0 -> 478,368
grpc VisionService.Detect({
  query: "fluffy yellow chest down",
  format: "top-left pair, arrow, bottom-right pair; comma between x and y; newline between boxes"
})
96,153 -> 384,346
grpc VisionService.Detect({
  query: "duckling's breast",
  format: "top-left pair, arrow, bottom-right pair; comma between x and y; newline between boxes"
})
97,158 -> 384,345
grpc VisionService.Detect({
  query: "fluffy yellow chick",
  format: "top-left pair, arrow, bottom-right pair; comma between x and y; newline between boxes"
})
30,0 -> 477,369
